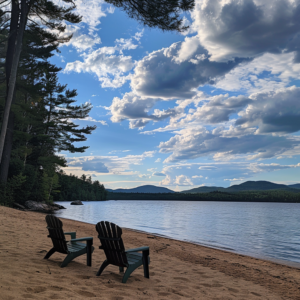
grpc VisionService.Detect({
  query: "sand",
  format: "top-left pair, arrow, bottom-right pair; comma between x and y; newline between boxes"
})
0,206 -> 300,300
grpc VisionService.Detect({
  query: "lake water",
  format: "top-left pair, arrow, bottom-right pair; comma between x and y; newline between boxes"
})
55,200 -> 300,266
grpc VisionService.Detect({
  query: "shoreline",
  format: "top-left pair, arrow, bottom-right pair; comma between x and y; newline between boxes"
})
55,207 -> 300,270
1,205 -> 300,299
125,228 -> 300,270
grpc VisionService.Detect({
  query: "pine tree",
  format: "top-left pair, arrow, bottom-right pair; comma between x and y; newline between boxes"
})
0,23 -> 95,203
0,0 -> 81,182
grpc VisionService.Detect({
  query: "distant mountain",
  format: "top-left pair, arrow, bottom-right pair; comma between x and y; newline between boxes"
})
108,181 -> 300,194
181,181 -> 300,193
180,186 -> 225,193
288,184 -> 300,189
108,185 -> 175,193
226,181 -> 291,192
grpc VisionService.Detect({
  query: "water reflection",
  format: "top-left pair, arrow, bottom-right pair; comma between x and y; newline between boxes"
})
55,201 -> 300,264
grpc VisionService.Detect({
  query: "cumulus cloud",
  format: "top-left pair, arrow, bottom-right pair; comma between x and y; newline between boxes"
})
159,175 -> 172,186
59,24 -> 101,52
237,86 -> 300,134
138,174 -> 150,178
80,117 -> 108,125
72,0 -> 112,33
187,94 -> 251,124
216,52 -> 300,93
64,46 -> 134,88
67,151 -> 155,175
131,40 -> 246,99
108,93 -> 184,128
175,175 -> 193,186
193,0 -> 300,62
159,127 -> 298,163
75,159 -> 109,173
109,93 -> 157,121
64,32 -> 143,88
153,85 -> 300,133
53,0 -> 113,34
158,162 -> 300,187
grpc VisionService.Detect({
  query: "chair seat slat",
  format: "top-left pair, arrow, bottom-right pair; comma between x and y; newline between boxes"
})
67,243 -> 86,252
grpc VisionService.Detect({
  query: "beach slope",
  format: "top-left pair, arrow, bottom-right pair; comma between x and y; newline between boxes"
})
0,206 -> 299,299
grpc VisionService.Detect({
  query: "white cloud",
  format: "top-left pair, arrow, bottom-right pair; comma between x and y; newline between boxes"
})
159,127 -> 298,163
108,92 -> 183,128
133,30 -> 144,41
131,41 -> 245,99
66,151 -> 155,175
158,161 -> 300,188
237,86 -> 300,134
64,32 -> 143,88
193,0 -> 300,62
175,175 -> 193,186
138,174 -> 150,178
224,178 -> 245,182
159,175 -> 172,186
64,46 -> 134,88
185,94 -> 251,124
115,38 -> 139,52
59,24 -> 101,52
73,0 -> 109,33
216,52 -> 300,93
80,117 -> 108,125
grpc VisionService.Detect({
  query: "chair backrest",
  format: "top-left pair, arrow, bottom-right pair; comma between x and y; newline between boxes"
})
96,221 -> 128,267
45,215 -> 68,254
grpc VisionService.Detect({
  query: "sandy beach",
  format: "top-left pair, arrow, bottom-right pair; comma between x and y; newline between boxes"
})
0,206 -> 300,300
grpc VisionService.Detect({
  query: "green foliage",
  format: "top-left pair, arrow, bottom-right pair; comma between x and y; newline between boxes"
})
106,0 -> 195,32
0,2 -> 95,204
107,190 -> 300,202
0,174 -> 27,206
53,172 -> 107,202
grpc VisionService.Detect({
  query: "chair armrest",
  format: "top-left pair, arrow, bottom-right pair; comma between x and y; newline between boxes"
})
64,232 -> 76,239
125,246 -> 149,253
70,237 -> 93,243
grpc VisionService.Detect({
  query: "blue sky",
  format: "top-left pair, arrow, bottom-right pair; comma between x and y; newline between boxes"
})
52,0 -> 300,191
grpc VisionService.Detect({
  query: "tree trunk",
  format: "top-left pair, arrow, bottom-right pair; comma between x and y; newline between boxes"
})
0,110 -> 15,182
0,0 -> 30,182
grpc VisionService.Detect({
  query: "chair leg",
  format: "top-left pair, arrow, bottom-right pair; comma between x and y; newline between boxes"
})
96,260 -> 109,276
60,253 -> 76,268
142,249 -> 150,278
44,248 -> 56,259
86,240 -> 93,267
119,266 -> 124,273
122,266 -> 136,283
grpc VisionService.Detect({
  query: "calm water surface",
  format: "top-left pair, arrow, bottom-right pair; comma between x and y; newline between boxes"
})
55,201 -> 300,265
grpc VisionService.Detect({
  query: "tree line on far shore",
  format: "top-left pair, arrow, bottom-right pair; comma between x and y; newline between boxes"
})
0,171 -> 107,206
107,190 -> 300,202
53,172 -> 107,202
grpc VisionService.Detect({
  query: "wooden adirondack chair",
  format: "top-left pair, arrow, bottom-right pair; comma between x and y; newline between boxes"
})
95,221 -> 150,283
44,215 -> 94,268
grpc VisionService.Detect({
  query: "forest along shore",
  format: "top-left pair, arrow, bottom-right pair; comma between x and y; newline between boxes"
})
106,190 -> 300,202
1,206 -> 300,300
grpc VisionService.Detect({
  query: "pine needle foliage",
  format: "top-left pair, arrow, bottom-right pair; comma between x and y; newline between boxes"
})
106,0 -> 195,32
